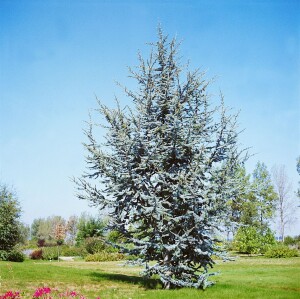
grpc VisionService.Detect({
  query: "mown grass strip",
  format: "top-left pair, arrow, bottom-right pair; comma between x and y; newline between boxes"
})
0,257 -> 299,298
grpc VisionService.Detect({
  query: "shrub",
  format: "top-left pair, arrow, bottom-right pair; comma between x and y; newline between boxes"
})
265,245 -> 299,258
44,241 -> 58,247
42,246 -> 59,260
0,250 -> 8,261
37,239 -> 45,247
56,239 -> 64,246
85,251 -> 124,262
7,250 -> 25,262
126,254 -> 139,261
84,237 -> 107,254
294,235 -> 300,242
223,240 -> 235,252
107,230 -> 125,243
0,250 -> 24,262
30,249 -> 43,260
233,226 -> 261,254
233,226 -> 276,254
60,246 -> 87,257
260,228 -> 277,253
75,216 -> 106,246
283,236 -> 296,246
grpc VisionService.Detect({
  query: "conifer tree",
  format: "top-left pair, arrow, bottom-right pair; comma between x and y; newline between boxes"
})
75,30 -> 245,289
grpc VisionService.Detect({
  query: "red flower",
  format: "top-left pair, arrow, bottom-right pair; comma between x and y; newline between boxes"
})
69,292 -> 77,297
0,291 -> 20,299
33,287 -> 52,298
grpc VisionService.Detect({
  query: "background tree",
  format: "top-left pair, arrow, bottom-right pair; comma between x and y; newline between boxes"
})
54,222 -> 66,245
251,162 -> 277,232
272,165 -> 296,242
225,165 -> 252,238
18,223 -> 30,245
75,214 -> 105,245
297,156 -> 300,198
0,184 -> 21,251
65,215 -> 79,245
226,162 -> 278,255
75,30 -> 245,289
31,218 -> 43,240
31,216 -> 66,244
226,162 -> 277,237
31,217 -> 52,242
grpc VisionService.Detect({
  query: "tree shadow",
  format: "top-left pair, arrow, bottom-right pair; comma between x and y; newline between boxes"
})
89,271 -> 162,289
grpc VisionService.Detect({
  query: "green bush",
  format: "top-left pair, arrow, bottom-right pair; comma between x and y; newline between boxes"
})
265,245 -> 299,258
126,254 -> 139,261
0,250 -> 8,261
284,236 -> 297,246
233,226 -> 276,254
107,230 -> 126,243
42,246 -> 59,260
84,237 -> 107,254
7,250 -> 25,262
76,216 -> 106,245
294,235 -> 300,242
222,240 -> 234,252
0,249 -> 25,262
60,246 -> 87,257
260,228 -> 277,253
85,251 -> 124,262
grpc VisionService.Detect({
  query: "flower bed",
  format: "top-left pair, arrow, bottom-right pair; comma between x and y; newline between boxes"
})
0,287 -> 100,299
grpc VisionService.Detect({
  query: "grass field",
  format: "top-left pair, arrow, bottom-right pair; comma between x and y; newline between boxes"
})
0,257 -> 299,298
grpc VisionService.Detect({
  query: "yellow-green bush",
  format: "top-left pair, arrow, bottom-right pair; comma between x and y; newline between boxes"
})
265,245 -> 299,258
233,226 -> 276,254
60,245 -> 87,257
85,251 -> 124,262
42,246 -> 59,260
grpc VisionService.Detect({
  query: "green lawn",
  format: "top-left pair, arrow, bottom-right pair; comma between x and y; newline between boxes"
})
0,257 -> 299,298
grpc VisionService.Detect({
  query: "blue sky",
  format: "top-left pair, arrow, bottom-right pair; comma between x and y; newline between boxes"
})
0,1 -> 299,235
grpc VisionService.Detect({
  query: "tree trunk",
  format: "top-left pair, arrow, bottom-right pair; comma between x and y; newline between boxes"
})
164,281 -> 171,289
163,252 -> 172,289
280,199 -> 284,242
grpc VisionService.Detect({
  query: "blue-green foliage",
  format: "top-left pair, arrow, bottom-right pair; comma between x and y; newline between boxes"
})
75,30 -> 244,289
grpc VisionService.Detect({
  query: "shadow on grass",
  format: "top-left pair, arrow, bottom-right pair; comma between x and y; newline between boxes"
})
89,271 -> 162,289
